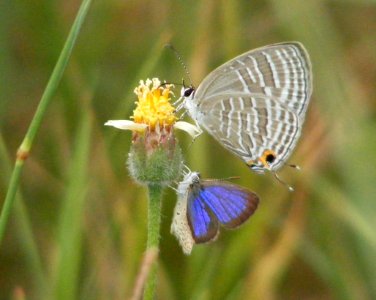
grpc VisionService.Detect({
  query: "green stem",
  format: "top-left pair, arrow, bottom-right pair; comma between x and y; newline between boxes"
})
0,0 -> 93,246
0,134 -> 49,298
0,161 -> 23,245
143,184 -> 163,300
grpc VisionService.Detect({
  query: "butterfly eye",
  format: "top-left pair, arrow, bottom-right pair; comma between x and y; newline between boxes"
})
184,87 -> 194,97
192,173 -> 201,183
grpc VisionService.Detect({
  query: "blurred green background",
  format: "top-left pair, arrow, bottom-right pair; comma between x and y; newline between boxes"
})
1,0 -> 376,299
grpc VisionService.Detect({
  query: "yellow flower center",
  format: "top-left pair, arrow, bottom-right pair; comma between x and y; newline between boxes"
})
132,78 -> 177,130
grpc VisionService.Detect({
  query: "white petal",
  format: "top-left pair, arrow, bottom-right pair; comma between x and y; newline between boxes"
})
174,121 -> 202,138
104,120 -> 147,131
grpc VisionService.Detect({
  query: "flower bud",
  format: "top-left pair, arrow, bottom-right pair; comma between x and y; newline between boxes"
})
128,125 -> 183,185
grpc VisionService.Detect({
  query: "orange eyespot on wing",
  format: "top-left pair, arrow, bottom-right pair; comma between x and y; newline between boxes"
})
246,149 -> 277,172
259,149 -> 277,168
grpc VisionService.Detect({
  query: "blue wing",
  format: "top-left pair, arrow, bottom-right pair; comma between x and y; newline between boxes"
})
187,181 -> 259,243
198,182 -> 259,228
187,189 -> 219,243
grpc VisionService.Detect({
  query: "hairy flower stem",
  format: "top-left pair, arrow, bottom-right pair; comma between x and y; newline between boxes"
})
143,184 -> 163,300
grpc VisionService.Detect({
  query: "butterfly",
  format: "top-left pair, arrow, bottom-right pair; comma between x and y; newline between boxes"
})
178,42 -> 312,175
171,171 -> 259,255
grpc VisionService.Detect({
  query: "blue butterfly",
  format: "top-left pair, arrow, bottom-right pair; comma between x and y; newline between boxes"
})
171,171 -> 259,255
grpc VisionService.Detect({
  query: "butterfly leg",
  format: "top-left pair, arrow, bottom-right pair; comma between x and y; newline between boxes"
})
182,164 -> 192,176
186,123 -> 203,149
175,98 -> 187,112
173,96 -> 185,107
178,110 -> 188,119
193,121 -> 203,138
168,184 -> 179,193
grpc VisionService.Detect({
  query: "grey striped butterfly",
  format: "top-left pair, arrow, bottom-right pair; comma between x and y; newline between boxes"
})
178,42 -> 312,179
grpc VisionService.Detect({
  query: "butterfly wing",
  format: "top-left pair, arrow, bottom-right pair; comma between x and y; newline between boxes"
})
171,189 -> 196,255
194,42 -> 312,121
186,186 -> 220,243
190,43 -> 312,171
196,181 -> 259,228
200,95 -> 300,171
187,181 -> 259,243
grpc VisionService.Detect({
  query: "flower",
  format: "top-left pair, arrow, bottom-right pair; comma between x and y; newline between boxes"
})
105,78 -> 199,186
132,78 -> 177,129
104,78 -> 200,138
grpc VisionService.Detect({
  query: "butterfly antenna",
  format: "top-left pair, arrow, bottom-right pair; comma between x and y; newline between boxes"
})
273,171 -> 294,192
204,175 -> 241,183
165,44 -> 193,86
160,81 -> 183,87
227,176 -> 241,181
220,176 -> 241,182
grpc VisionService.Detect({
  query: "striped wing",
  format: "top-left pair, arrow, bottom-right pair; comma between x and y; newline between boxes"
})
195,42 -> 312,121
193,42 -> 312,171
199,95 -> 300,171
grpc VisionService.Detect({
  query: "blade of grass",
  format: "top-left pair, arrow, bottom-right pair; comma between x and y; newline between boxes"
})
240,193 -> 306,299
54,110 -> 92,300
314,176 -> 376,251
0,0 -> 12,119
300,238 -> 353,300
0,0 -> 93,246
0,134 -> 50,298
189,247 -> 221,300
